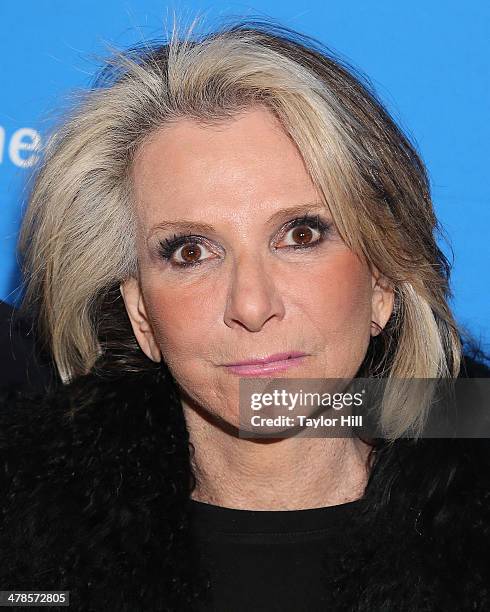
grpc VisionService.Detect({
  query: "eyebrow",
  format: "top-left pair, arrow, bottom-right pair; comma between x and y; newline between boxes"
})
148,202 -> 328,236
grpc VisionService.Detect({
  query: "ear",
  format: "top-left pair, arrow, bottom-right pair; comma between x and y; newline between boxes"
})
120,278 -> 162,362
370,266 -> 395,337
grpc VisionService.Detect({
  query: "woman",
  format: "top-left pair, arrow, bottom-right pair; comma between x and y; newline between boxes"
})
1,17 -> 489,611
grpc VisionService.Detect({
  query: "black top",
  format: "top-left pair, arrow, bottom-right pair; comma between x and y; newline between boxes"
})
0,300 -> 56,392
190,497 -> 366,612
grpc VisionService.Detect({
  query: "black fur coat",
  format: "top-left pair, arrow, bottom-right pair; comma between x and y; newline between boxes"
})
0,363 -> 489,611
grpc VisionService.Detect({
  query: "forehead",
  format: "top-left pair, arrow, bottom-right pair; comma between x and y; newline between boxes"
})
130,106 -> 322,227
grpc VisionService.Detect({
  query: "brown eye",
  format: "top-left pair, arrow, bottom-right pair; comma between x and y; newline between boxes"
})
291,225 -> 313,245
180,243 -> 202,263
170,240 -> 216,267
279,223 -> 323,248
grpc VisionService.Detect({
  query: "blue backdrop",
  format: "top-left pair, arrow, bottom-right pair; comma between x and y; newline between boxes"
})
1,1 -> 488,347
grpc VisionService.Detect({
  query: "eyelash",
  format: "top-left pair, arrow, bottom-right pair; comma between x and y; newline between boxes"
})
157,214 -> 332,269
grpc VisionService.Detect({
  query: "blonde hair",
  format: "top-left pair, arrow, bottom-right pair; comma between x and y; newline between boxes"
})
19,15 -> 461,440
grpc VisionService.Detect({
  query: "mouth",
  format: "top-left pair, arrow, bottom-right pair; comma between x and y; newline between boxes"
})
223,352 -> 308,377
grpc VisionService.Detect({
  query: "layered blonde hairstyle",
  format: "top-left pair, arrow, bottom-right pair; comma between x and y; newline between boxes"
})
19,16 -> 462,440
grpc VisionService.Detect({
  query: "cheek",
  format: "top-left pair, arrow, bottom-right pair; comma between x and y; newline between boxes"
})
141,276 -> 217,362
297,249 -> 373,348
140,275 -> 229,417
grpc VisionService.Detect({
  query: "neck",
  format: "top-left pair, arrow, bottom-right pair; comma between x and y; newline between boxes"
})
183,402 -> 374,511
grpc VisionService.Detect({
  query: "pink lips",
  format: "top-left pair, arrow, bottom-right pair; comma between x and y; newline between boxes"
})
224,351 -> 308,376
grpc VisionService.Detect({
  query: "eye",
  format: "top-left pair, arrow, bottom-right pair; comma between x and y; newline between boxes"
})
282,224 -> 319,246
173,241 -> 213,266
276,215 -> 331,249
158,235 -> 217,268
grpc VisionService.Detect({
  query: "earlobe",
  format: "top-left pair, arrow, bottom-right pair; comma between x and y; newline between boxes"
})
370,272 -> 395,337
119,278 -> 162,362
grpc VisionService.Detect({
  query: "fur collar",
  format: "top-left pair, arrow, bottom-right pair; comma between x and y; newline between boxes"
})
1,366 -> 489,611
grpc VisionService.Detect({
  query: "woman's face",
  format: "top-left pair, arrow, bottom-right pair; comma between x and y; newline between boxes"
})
122,106 -> 394,427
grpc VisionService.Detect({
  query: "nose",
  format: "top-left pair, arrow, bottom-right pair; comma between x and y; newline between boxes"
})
223,253 -> 285,332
